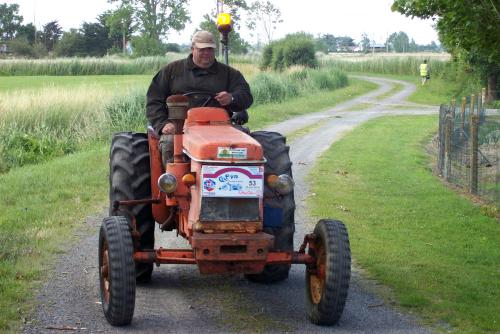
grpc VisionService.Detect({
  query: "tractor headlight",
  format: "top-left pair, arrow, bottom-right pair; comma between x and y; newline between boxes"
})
267,174 -> 294,195
158,173 -> 177,193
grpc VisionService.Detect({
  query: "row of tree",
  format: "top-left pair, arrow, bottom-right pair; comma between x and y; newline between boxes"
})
315,32 -> 441,54
0,0 -> 284,57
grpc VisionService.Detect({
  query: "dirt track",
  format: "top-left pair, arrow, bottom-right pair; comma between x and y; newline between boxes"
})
24,76 -> 437,333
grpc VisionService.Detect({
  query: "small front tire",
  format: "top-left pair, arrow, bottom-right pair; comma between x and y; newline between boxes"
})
99,216 -> 136,326
306,219 -> 351,326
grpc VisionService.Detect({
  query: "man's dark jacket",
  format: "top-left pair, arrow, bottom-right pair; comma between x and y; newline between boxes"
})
146,54 -> 253,135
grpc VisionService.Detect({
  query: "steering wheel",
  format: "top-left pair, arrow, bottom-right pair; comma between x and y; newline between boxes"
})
182,91 -> 218,107
181,91 -> 248,126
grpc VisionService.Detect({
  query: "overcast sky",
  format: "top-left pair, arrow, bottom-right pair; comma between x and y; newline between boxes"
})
5,0 -> 440,45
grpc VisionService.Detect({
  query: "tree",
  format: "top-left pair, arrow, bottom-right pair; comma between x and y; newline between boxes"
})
360,33 -> 371,53
336,36 -> 355,52
111,0 -> 190,42
387,31 -> 409,52
81,21 -> 112,56
40,21 -> 62,52
0,3 -> 23,41
105,5 -> 134,53
316,34 -> 337,53
246,0 -> 282,44
54,29 -> 86,57
7,37 -> 34,57
17,23 -> 36,45
131,35 -> 165,56
392,0 -> 500,101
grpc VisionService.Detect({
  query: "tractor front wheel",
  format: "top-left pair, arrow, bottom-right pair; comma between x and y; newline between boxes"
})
99,216 -> 136,326
306,219 -> 351,326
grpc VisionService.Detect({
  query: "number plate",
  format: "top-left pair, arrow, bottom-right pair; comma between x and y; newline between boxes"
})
201,165 -> 264,198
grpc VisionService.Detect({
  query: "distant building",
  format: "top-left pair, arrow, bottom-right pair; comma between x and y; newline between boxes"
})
369,42 -> 386,53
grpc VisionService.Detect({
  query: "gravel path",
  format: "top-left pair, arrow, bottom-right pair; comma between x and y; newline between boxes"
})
24,76 -> 438,333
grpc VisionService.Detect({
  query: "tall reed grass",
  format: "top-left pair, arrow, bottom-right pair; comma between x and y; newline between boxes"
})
0,54 -> 260,77
321,57 -> 448,77
0,86 -> 146,172
252,66 -> 347,105
0,55 -> 183,76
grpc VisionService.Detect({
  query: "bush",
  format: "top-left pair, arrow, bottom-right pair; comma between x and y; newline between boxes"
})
260,44 -> 273,70
131,36 -> 165,57
260,33 -> 318,71
250,66 -> 347,105
7,38 -> 35,58
165,43 -> 181,53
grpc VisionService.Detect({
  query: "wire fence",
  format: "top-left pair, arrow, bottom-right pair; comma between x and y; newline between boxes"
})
437,91 -> 500,208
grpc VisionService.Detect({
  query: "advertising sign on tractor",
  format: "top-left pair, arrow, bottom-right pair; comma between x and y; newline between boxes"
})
201,165 -> 264,198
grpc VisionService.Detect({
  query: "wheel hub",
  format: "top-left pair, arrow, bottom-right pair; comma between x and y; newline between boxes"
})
309,240 -> 326,304
100,242 -> 110,304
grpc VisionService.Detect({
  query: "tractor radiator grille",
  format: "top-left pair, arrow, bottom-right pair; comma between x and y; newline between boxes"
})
200,198 -> 259,222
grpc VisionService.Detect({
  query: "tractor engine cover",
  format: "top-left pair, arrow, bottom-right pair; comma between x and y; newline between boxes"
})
183,107 -> 263,162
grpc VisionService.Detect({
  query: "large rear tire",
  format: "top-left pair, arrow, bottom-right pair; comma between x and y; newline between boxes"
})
109,132 -> 154,282
99,216 -> 136,326
246,131 -> 295,283
306,219 -> 351,326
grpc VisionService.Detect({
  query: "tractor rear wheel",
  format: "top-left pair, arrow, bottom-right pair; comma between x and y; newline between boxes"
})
306,219 -> 351,325
99,216 -> 136,326
109,132 -> 155,283
246,131 -> 295,283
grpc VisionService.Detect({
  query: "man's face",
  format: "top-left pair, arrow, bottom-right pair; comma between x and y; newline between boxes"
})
192,47 -> 215,69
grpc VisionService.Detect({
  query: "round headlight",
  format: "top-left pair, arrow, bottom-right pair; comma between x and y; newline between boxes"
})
268,174 -> 294,195
158,173 -> 177,193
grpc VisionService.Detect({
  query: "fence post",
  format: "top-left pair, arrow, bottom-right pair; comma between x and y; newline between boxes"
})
444,113 -> 453,181
460,96 -> 466,138
469,95 -> 478,194
438,105 -> 445,173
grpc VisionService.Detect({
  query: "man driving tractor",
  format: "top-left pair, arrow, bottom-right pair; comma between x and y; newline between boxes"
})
146,30 -> 253,165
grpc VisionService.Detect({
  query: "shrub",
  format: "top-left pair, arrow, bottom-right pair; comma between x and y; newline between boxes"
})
131,36 -> 165,57
260,32 -> 318,71
7,38 -> 35,58
260,44 -> 273,70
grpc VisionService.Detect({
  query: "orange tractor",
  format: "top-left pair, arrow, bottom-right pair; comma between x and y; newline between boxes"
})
98,13 -> 351,327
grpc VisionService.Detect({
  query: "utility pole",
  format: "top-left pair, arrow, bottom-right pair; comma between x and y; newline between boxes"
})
33,0 -> 37,44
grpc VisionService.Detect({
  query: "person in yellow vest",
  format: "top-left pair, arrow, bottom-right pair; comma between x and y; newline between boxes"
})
420,60 -> 429,85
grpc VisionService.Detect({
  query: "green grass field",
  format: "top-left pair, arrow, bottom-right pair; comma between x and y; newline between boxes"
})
0,75 -> 151,92
309,115 -> 500,333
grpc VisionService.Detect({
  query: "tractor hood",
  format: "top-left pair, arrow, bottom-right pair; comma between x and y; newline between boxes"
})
183,107 -> 263,162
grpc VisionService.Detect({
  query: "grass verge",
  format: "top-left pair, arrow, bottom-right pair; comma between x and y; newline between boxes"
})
0,77 -> 378,331
0,144 -> 108,330
308,115 -> 500,333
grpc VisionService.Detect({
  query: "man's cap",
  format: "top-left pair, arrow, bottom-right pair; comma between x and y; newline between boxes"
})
192,30 -> 216,49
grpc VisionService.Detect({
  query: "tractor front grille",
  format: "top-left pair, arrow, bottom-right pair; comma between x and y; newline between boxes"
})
200,197 -> 260,222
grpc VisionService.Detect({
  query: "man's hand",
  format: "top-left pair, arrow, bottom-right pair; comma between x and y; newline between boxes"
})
231,110 -> 249,125
215,91 -> 233,106
161,122 -> 175,134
